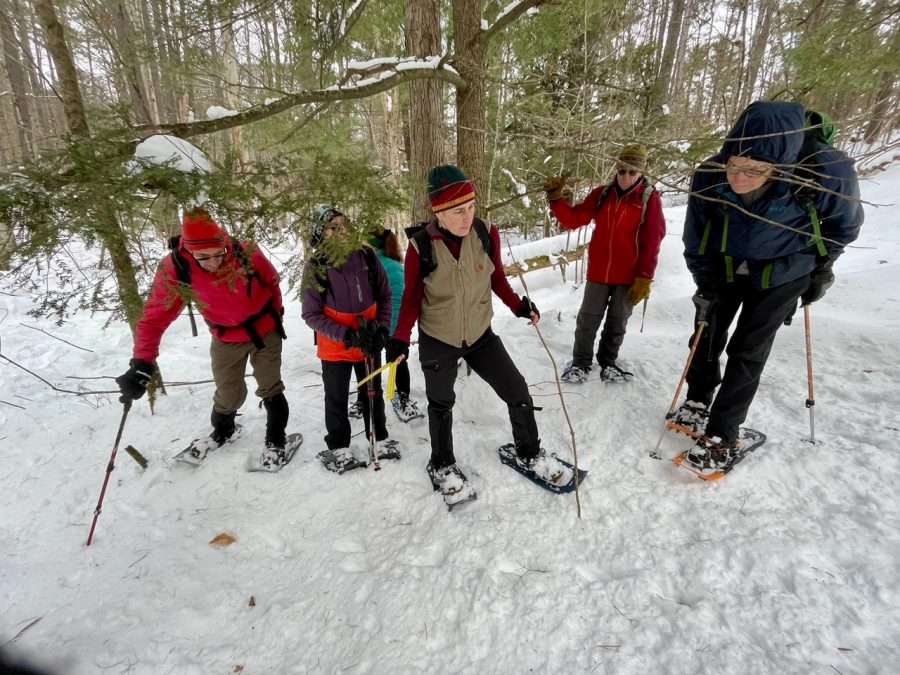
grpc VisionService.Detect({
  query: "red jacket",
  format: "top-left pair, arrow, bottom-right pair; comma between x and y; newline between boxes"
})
133,242 -> 283,362
550,179 -> 666,285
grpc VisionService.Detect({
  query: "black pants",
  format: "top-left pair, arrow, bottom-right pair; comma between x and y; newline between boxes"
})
686,275 -> 808,443
419,328 -> 539,469
322,356 -> 387,450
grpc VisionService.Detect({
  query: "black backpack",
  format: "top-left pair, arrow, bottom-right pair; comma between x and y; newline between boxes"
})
406,218 -> 493,279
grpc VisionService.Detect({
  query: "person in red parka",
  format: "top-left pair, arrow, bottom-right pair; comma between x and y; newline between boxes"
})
115,208 -> 291,469
544,144 -> 666,384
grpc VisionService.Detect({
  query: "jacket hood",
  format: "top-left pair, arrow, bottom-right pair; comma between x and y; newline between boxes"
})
721,101 -> 806,166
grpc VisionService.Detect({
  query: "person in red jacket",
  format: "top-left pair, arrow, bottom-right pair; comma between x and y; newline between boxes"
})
115,208 -> 290,469
544,144 -> 666,384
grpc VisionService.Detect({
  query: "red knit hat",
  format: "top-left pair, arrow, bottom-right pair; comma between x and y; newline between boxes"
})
428,164 -> 476,213
182,209 -> 226,251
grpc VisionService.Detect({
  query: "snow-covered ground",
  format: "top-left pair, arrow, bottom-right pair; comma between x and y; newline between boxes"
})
2,167 -> 899,674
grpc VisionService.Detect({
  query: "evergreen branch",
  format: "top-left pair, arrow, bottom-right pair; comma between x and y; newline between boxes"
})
132,65 -> 466,140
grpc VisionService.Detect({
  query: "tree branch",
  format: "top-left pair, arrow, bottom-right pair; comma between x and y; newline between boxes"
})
481,0 -> 555,44
131,64 -> 466,139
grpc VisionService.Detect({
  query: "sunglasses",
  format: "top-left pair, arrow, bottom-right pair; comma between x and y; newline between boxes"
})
192,249 -> 227,262
617,169 -> 640,176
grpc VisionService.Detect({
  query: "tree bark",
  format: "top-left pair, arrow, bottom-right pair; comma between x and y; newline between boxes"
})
405,0 -> 444,224
0,1 -> 34,160
452,0 -> 487,191
33,0 -> 143,330
647,0 -> 685,120
112,0 -> 154,125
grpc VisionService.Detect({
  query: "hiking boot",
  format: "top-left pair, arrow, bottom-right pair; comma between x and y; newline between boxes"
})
391,393 -> 423,422
209,410 -> 237,446
259,440 -> 288,470
599,363 -> 633,383
668,400 -> 709,431
516,450 -> 573,486
348,400 -> 364,419
561,363 -> 590,384
685,436 -> 736,473
426,462 -> 468,496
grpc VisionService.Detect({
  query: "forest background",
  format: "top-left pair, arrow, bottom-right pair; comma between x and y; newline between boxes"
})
0,0 -> 897,325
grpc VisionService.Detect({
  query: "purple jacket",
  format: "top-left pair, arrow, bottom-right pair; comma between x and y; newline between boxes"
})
301,249 -> 392,345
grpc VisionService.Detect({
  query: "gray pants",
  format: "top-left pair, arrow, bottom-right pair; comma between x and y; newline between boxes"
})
572,282 -> 634,368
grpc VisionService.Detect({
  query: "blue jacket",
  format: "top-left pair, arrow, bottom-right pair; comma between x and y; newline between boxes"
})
683,101 -> 863,290
375,249 -> 404,334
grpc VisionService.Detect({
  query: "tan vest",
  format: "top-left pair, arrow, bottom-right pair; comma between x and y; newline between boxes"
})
414,226 -> 494,347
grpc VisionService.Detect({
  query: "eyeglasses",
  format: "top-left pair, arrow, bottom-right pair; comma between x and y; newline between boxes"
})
617,169 -> 640,176
725,164 -> 771,178
192,250 -> 226,262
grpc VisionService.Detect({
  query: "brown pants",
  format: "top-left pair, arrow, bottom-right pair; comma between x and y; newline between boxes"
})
210,331 -> 285,414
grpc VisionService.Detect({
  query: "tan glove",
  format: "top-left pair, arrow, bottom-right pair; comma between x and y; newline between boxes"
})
543,175 -> 571,202
627,277 -> 652,305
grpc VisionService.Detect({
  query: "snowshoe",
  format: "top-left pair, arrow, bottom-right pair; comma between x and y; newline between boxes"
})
497,444 -> 588,494
599,363 -> 633,383
665,400 -> 709,436
673,429 -> 767,481
560,363 -> 590,384
173,424 -> 243,466
427,462 -> 477,511
348,400 -> 364,419
391,394 -> 424,423
375,438 -> 402,461
317,445 -> 368,474
247,433 -> 304,473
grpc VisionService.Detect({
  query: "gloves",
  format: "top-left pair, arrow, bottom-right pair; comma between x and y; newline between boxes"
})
115,359 -> 156,402
344,320 -> 389,356
386,337 -> 410,363
627,277 -> 652,305
515,295 -> 540,321
543,176 -> 571,202
801,266 -> 834,306
691,290 -> 718,323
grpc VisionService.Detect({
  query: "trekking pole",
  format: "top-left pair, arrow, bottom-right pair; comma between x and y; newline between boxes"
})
365,355 -> 381,471
649,321 -> 706,460
639,298 -> 648,333
803,305 -> 816,444
86,399 -> 132,546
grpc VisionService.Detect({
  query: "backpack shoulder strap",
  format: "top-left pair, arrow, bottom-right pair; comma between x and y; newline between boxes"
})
363,246 -> 380,296
412,227 -> 436,279
168,235 -> 191,287
639,182 -> 656,225
473,218 -> 493,260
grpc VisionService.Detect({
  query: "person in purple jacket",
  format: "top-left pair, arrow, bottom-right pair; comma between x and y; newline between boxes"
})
300,205 -> 400,473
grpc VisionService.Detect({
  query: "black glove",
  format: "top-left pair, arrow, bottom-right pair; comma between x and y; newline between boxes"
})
801,266 -> 834,306
691,290 -> 718,323
115,359 -> 156,402
386,337 -> 410,363
345,320 -> 389,356
515,295 -> 540,320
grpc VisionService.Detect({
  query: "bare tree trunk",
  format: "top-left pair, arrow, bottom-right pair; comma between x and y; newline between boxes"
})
33,0 -> 143,330
112,0 -> 154,125
647,0 -> 685,120
740,0 -> 773,110
863,22 -> 900,143
405,0 -> 444,223
452,0 -> 487,191
221,16 -> 250,170
0,1 -> 34,160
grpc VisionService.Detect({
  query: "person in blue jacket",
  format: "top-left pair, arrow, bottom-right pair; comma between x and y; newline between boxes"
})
672,100 -> 863,471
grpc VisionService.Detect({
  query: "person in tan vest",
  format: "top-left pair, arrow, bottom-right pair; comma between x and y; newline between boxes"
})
387,165 -> 575,507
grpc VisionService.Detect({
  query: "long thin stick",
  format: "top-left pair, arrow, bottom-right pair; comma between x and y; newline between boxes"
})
19,323 -> 95,352
649,321 -> 706,460
515,270 -> 582,519
86,400 -> 132,546
803,305 -> 816,444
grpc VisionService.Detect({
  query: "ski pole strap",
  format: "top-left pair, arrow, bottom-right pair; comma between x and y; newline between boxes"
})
385,360 -> 398,401
805,398 -> 815,409
356,357 -> 403,391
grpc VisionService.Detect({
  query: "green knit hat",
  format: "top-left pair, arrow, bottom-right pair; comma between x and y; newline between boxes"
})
617,144 -> 648,171
427,164 -> 476,212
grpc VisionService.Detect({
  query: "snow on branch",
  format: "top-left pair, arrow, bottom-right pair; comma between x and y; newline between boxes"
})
132,63 -> 465,140
482,0 -> 554,43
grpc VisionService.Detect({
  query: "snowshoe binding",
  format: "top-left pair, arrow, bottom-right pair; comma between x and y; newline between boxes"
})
599,363 -> 633,383
673,429 -> 767,481
174,424 -> 243,466
247,433 -> 304,473
497,444 -> 588,494
391,393 -> 424,422
560,362 -> 590,384
427,462 -> 477,511
317,445 -> 368,474
665,400 -> 710,436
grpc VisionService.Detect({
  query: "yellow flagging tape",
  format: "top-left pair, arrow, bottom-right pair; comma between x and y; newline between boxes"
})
356,357 -> 404,400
